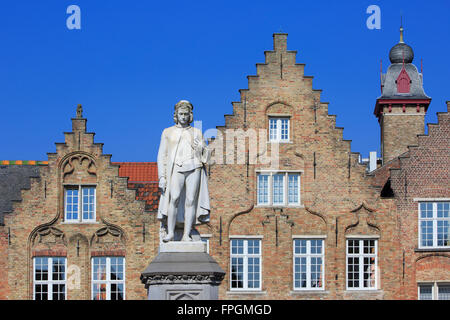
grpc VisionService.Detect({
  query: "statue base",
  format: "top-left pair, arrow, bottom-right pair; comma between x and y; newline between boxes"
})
140,241 -> 225,300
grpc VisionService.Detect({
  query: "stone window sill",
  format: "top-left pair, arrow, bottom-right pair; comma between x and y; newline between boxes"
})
226,290 -> 267,296
414,248 -> 450,253
290,290 -> 329,295
345,290 -> 383,294
60,221 -> 100,225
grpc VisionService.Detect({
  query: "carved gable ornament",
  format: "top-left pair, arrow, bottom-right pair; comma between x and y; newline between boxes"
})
32,226 -> 67,246
91,225 -> 125,247
62,153 -> 97,182
345,202 -> 380,235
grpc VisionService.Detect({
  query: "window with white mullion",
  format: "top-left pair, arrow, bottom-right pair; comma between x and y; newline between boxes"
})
65,187 -> 79,221
418,283 -> 434,300
82,186 -> 96,221
92,257 -> 125,300
64,185 -> 96,223
288,173 -> 300,205
257,174 -> 270,205
269,117 -> 290,142
419,202 -> 450,248
346,239 -> 377,290
272,173 -> 285,206
293,239 -> 324,290
418,283 -> 450,300
257,171 -> 301,207
230,239 -> 261,291
33,257 -> 66,300
280,118 -> 289,141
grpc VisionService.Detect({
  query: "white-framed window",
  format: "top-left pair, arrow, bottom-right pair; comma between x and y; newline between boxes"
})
92,257 -> 125,300
293,238 -> 324,290
419,202 -> 450,248
201,235 -> 211,254
346,239 -> 377,290
230,238 -> 261,291
33,257 -> 66,300
64,185 -> 96,222
257,171 -> 301,206
269,117 -> 290,142
418,283 -> 450,300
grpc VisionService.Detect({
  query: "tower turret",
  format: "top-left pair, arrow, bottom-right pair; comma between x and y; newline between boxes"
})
374,25 -> 431,164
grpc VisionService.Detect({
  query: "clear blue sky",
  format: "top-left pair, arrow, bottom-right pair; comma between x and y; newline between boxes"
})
1,0 -> 449,161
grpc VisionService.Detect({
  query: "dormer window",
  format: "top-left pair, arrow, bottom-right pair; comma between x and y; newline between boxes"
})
396,68 -> 411,93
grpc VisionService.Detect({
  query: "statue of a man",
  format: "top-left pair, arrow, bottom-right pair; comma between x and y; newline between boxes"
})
157,100 -> 210,242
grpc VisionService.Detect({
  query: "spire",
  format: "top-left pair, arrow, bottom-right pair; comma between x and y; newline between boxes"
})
399,16 -> 404,43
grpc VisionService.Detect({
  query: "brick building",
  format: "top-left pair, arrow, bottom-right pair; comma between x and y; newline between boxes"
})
0,31 -> 448,300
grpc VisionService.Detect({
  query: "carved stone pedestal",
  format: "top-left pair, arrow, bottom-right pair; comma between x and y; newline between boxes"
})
140,241 -> 225,300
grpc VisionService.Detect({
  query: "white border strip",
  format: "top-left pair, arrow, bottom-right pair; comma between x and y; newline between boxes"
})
229,235 -> 263,239
292,235 -> 327,239
345,235 -> 380,239
413,198 -> 450,202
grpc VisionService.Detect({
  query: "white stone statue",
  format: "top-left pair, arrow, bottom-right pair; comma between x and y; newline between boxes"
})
157,100 -> 211,242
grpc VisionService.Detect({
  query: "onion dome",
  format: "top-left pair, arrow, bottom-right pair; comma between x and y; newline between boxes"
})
389,26 -> 414,63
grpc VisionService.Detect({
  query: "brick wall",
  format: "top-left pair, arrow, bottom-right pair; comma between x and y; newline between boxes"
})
0,228 -> 9,299
380,105 -> 426,163
1,116 -> 161,300
389,102 -> 450,299
0,34 -> 448,301
197,33 -> 402,300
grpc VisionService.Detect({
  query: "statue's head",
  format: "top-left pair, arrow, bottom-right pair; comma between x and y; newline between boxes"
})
173,100 -> 194,124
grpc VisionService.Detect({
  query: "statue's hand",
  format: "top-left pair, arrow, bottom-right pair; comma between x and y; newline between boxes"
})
159,177 -> 167,193
192,138 -> 203,153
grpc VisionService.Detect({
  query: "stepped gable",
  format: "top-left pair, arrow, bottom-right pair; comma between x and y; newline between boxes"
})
113,162 -> 160,212
215,33 -> 362,162
210,32 -> 367,201
0,165 -> 41,224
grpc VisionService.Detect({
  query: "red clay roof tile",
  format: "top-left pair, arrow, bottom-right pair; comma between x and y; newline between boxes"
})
113,162 -> 160,212
112,162 -> 158,182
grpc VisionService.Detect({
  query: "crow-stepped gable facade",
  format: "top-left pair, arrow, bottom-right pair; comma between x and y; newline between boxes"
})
0,31 -> 449,300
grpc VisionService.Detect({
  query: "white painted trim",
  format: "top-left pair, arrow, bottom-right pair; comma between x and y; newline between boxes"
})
60,222 -> 100,225
200,236 -> 211,254
268,117 -> 290,143
91,256 -> 126,300
33,257 -> 67,300
292,235 -> 327,239
290,290 -> 329,295
256,171 -> 303,207
346,239 -> 378,290
64,185 -> 97,223
267,113 -> 292,117
229,235 -> 264,239
226,291 -> 267,295
345,235 -> 380,239
229,238 -> 262,291
292,238 -> 325,291
414,198 -> 450,202
256,169 -> 304,173
417,282 -> 450,300
417,201 -> 450,249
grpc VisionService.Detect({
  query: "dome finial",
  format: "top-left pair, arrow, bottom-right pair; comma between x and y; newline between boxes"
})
399,15 -> 404,43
